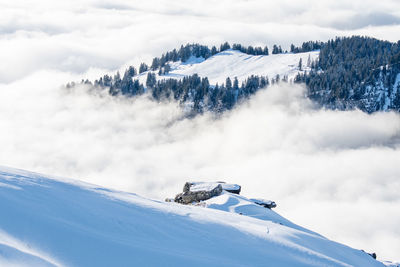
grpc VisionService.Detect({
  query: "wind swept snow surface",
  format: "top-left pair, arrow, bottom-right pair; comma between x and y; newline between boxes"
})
0,166 -> 384,267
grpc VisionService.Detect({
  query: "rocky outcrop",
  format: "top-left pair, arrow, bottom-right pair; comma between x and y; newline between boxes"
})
174,183 -> 223,204
217,182 -> 241,194
186,182 -> 241,194
361,250 -> 377,260
250,198 -> 277,209
170,182 -> 275,209
171,181 -> 241,204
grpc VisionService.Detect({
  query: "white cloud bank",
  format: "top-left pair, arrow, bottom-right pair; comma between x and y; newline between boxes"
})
1,74 -> 399,260
1,0 -> 400,82
1,0 -> 400,262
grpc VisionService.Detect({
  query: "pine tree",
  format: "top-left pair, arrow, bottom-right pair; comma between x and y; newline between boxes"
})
139,63 -> 148,74
151,58 -> 160,70
211,46 -> 218,55
226,77 -> 232,90
233,77 -> 239,90
164,64 -> 171,74
272,45 -> 280,54
220,42 -> 231,52
247,46 -> 254,55
113,72 -> 121,88
263,46 -> 269,55
290,44 -> 295,53
146,72 -> 156,88
126,66 -> 136,77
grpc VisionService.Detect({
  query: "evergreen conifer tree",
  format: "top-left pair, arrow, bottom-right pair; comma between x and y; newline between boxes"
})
139,63 -> 148,74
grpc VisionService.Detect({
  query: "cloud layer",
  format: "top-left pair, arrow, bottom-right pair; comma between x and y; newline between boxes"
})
1,0 -> 400,261
1,75 -> 400,260
2,0 -> 400,83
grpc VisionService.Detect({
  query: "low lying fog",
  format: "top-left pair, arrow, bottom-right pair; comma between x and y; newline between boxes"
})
1,72 -> 399,259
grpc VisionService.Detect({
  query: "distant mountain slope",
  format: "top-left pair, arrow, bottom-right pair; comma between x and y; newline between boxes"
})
71,36 -> 400,114
296,36 -> 400,113
138,49 -> 318,85
0,166 -> 385,266
71,49 -> 316,114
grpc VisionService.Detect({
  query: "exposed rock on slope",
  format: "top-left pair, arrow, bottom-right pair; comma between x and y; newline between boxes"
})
251,198 -> 277,209
172,181 -> 242,204
174,182 -> 222,204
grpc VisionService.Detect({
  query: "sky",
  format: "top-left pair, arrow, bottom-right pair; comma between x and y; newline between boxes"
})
1,0 -> 400,262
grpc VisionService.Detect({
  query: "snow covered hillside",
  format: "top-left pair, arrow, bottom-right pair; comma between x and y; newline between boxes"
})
0,166 -> 389,267
137,49 -> 319,85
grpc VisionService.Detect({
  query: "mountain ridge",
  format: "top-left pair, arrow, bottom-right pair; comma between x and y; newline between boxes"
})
69,36 -> 400,114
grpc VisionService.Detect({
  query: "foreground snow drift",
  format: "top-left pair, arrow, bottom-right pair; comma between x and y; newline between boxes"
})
0,166 -> 384,267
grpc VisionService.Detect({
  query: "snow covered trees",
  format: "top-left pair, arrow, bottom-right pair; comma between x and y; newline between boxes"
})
272,45 -> 283,54
304,36 -> 400,112
220,42 -> 231,51
290,41 -> 323,53
85,71 -> 270,114
231,44 -> 269,55
146,72 -> 157,89
147,42 -> 272,73
139,63 -> 148,74
73,37 -> 400,114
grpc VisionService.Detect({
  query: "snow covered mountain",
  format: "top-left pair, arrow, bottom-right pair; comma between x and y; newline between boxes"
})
78,37 -> 400,114
300,36 -> 400,113
136,49 -> 318,85
80,48 -> 318,114
0,166 -> 393,267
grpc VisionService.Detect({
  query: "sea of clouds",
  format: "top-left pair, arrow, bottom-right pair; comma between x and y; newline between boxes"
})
1,0 -> 400,261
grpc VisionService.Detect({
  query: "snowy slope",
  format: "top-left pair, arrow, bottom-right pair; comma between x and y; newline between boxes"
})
136,49 -> 319,85
0,166 -> 385,267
